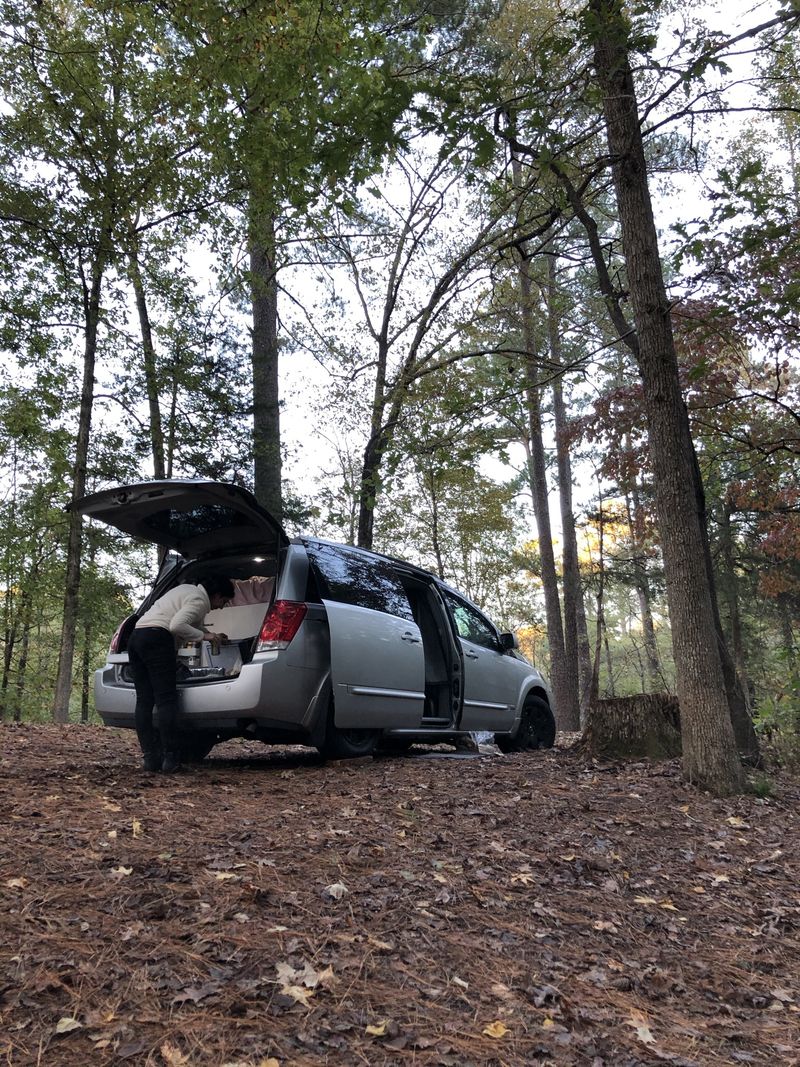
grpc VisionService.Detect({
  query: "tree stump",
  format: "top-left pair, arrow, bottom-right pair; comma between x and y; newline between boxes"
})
581,694 -> 681,760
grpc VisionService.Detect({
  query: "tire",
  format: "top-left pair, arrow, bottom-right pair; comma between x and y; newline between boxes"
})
179,733 -> 217,763
317,701 -> 380,759
495,696 -> 555,753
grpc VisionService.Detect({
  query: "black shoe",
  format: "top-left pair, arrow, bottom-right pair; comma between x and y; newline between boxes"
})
142,751 -> 162,772
161,752 -> 182,774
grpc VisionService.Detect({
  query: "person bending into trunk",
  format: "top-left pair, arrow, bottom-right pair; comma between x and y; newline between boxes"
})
127,575 -> 234,773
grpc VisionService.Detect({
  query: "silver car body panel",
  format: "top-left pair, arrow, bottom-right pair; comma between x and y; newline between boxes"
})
459,638 -> 523,732
323,599 -> 425,728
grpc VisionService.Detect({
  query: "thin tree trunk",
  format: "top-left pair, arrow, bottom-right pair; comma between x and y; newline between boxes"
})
548,254 -> 592,720
589,0 -> 742,792
624,470 -> 662,691
128,239 -> 166,479
588,503 -> 606,708
13,602 -> 31,723
516,253 -> 577,730
427,469 -> 445,580
604,625 -> 616,698
357,324 -> 391,550
52,238 -> 109,722
249,201 -> 282,519
719,500 -> 748,694
1,620 -> 16,721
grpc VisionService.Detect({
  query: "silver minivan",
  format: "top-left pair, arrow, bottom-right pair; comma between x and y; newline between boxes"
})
74,480 -> 556,760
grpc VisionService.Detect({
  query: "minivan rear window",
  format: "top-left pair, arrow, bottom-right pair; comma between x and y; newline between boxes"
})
303,541 -> 414,621
143,504 -> 254,540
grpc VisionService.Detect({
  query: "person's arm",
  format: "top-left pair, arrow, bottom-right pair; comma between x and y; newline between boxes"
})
169,591 -> 211,643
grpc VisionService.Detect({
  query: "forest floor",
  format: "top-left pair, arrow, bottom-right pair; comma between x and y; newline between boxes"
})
0,725 -> 798,1067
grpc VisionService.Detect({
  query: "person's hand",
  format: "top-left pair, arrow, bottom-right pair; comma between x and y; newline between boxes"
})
203,631 -> 228,653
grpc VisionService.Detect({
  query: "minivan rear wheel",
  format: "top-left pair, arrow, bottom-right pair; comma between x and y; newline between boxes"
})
495,696 -> 555,753
179,732 -> 217,763
318,702 -> 380,759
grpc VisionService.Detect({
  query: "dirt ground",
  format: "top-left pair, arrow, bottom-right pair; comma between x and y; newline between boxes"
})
1,725 -> 798,1067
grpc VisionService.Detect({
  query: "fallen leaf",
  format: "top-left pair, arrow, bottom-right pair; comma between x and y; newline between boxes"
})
222,1061 -> 280,1067
160,1042 -> 191,1065
365,1020 -> 389,1037
510,872 -> 536,885
5,877 -> 27,889
542,1017 -> 556,1029
132,818 -> 143,838
282,984 -> 315,1007
659,900 -> 678,911
276,959 -> 333,995
55,1017 -> 82,1034
726,816 -> 749,828
771,988 -> 795,1003
634,896 -> 658,905
691,886 -> 706,894
214,871 -> 240,882
324,881 -> 348,900
628,1011 -> 655,1045
102,801 -> 122,812
482,1021 -> 509,1038
451,976 -> 469,990
109,866 -> 133,878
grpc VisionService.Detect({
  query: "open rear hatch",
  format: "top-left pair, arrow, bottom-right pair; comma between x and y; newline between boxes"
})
74,481 -> 286,685
71,479 -> 288,559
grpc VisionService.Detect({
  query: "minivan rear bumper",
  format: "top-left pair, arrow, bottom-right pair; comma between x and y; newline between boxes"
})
94,654 -> 326,734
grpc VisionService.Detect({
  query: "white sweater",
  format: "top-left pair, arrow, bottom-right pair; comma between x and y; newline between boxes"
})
134,584 -> 211,644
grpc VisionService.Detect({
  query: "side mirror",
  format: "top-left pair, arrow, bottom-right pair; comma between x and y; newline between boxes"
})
499,631 -> 518,651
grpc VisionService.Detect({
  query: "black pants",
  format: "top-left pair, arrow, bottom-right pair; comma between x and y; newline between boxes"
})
127,627 -> 180,755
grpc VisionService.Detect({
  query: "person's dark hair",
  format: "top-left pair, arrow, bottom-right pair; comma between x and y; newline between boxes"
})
202,575 -> 235,600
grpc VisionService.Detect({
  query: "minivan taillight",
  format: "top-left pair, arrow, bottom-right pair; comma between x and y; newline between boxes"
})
256,600 -> 307,651
109,621 -> 126,655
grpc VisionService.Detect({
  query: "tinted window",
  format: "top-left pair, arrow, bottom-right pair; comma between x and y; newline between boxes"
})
443,591 -> 500,651
143,504 -> 255,541
303,541 -> 414,621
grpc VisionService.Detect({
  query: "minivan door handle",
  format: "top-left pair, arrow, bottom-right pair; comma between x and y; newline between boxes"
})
400,631 -> 422,643
464,649 -> 479,660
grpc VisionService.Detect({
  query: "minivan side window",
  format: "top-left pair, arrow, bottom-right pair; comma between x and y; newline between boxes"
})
303,541 -> 414,622
443,591 -> 501,651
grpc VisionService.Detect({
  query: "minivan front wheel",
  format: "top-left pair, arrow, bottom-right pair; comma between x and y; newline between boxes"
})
495,696 -> 555,753
318,702 -> 380,759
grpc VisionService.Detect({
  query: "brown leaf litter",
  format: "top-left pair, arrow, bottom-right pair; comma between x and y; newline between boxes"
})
0,723 -> 798,1066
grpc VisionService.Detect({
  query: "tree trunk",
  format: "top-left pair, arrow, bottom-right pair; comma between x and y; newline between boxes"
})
719,500 -> 748,694
13,600 -> 32,724
589,0 -> 742,793
517,255 -> 578,730
427,469 -> 445,580
548,255 -> 592,719
357,325 -> 392,550
128,239 -> 166,479
624,470 -> 662,691
52,241 -> 108,723
249,202 -> 282,519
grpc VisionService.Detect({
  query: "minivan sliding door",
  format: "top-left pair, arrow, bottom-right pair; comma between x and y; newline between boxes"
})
304,542 -> 425,729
